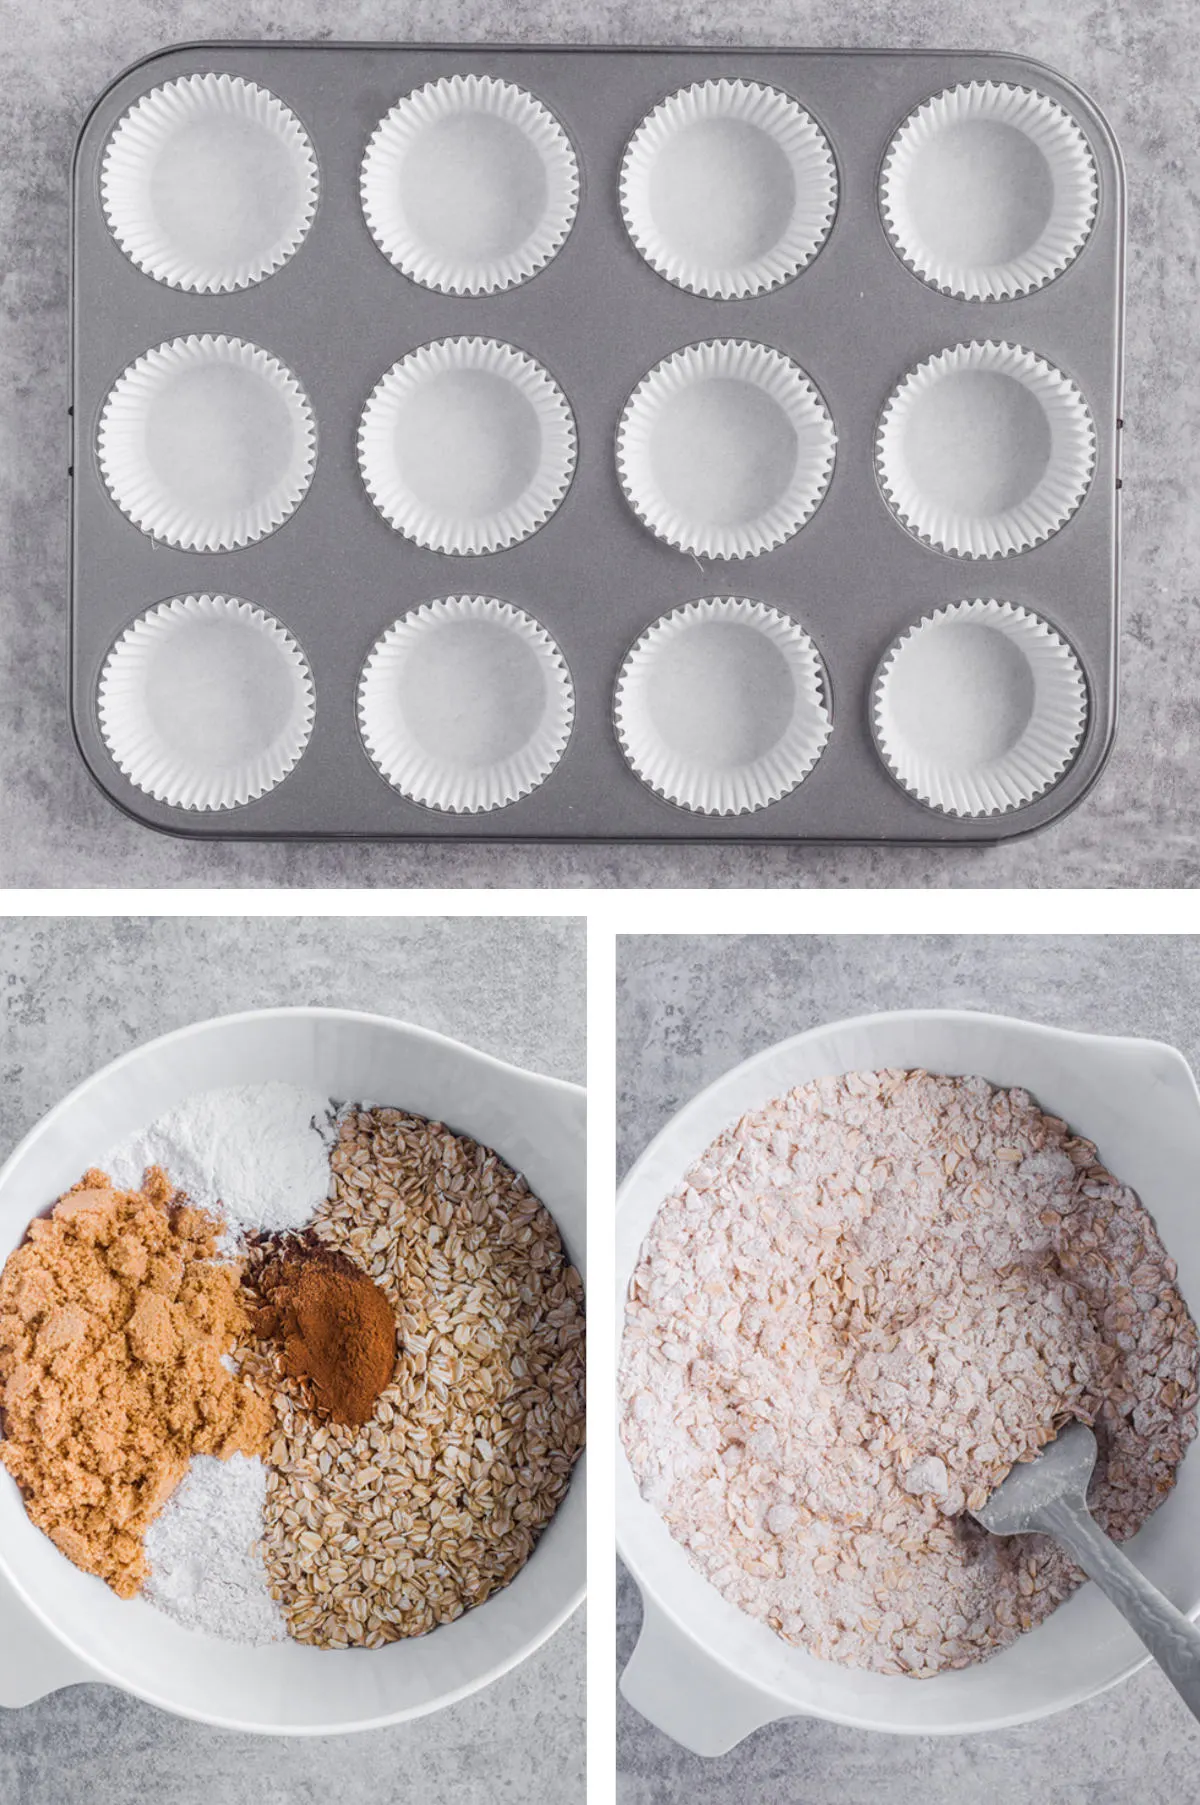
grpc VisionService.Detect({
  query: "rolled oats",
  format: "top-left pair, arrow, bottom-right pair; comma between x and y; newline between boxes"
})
241,1107 -> 585,1648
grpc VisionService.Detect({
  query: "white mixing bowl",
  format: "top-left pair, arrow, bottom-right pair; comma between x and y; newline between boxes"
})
0,1007 -> 586,1733
617,1009 -> 1200,1752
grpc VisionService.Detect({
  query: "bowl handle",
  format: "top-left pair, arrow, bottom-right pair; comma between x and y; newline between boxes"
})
0,1566 -> 94,1706
620,1596 -> 799,1755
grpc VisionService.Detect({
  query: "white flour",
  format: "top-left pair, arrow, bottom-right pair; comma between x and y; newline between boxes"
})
104,1082 -> 338,1247
144,1455 -> 287,1645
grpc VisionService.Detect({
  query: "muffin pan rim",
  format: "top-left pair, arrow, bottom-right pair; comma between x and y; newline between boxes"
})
70,41 -> 1124,846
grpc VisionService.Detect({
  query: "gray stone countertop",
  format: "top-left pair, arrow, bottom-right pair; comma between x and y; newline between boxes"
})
2,0 -> 1199,888
0,913 -> 585,1805
616,933 -> 1200,1803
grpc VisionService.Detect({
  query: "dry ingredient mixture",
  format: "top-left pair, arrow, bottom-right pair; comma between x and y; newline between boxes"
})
0,1167 -> 269,1598
620,1070 -> 1200,1678
239,1106 -> 587,1649
0,1089 -> 585,1653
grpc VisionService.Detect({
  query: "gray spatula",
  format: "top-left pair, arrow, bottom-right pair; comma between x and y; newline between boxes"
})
971,1420 -> 1200,1720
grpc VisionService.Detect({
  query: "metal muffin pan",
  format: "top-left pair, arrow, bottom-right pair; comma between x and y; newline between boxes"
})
70,42 -> 1125,842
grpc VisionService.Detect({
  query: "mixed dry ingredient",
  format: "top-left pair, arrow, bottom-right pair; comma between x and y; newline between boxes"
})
0,1085 -> 585,1651
620,1069 -> 1200,1677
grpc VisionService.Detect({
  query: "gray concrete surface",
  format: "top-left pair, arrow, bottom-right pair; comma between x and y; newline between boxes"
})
616,934 -> 1200,1804
2,0 -> 1198,889
0,913 -> 585,1805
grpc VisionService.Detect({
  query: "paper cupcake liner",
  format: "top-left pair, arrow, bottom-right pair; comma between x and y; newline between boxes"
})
620,79 -> 837,299
872,598 -> 1087,816
97,335 -> 316,551
101,73 -> 318,293
358,597 -> 574,812
876,341 -> 1095,559
358,337 -> 576,555
881,82 -> 1098,301
617,340 -> 836,560
98,594 -> 315,811
361,74 -> 579,294
614,597 -> 831,815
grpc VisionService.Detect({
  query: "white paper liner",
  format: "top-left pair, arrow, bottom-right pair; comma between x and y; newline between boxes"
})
97,335 -> 316,551
358,597 -> 574,812
100,73 -> 319,293
872,599 -> 1087,816
617,341 -> 836,560
881,82 -> 1098,301
361,74 -> 579,294
875,341 -> 1095,560
97,595 -> 315,811
358,337 -> 576,555
619,79 -> 837,298
614,598 -> 831,814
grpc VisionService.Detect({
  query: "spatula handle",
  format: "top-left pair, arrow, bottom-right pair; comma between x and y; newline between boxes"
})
1039,1495 -> 1200,1721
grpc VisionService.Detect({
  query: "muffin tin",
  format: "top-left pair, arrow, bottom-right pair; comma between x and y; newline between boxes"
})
70,43 -> 1124,842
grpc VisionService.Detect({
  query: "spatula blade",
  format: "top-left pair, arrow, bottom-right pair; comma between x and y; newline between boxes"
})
971,1421 -> 1099,1537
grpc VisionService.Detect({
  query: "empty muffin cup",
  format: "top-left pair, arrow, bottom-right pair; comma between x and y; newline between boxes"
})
614,597 -> 831,814
875,341 -> 1095,559
358,596 -> 574,812
617,340 -> 836,560
361,74 -> 579,294
620,79 -> 837,298
97,335 -> 316,551
358,337 -> 576,555
100,73 -> 319,293
98,594 -> 315,810
872,598 -> 1087,816
881,81 -> 1098,301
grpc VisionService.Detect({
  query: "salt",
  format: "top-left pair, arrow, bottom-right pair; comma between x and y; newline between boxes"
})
104,1081 -> 338,1246
144,1455 -> 287,1646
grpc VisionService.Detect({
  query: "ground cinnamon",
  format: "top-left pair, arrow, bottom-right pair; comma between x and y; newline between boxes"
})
250,1238 -> 396,1426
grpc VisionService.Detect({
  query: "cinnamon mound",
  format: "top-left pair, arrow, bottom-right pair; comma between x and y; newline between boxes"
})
0,1166 -> 269,1597
250,1238 -> 397,1426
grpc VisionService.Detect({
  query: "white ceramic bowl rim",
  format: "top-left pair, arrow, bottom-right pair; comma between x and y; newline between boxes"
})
616,1008 -> 1200,1744
0,1007 -> 585,1735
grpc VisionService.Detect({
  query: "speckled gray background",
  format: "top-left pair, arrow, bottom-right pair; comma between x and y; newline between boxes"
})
616,934 -> 1200,1803
3,0 -> 1199,888
0,913 -> 585,1805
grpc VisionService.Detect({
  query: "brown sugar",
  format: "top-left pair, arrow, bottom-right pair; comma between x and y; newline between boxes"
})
250,1238 -> 397,1426
0,1166 -> 270,1598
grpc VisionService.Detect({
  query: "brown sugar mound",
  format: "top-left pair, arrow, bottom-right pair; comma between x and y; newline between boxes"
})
0,1166 -> 270,1598
250,1238 -> 397,1427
